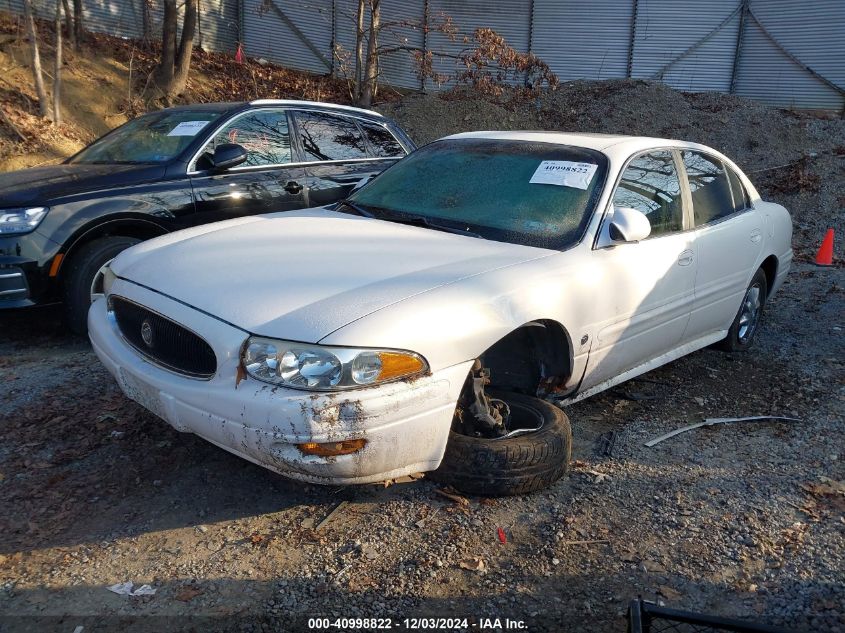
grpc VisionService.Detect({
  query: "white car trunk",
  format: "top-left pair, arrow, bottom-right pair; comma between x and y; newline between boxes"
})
111,209 -> 550,342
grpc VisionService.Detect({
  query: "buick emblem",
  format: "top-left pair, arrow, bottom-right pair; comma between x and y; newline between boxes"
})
140,319 -> 154,347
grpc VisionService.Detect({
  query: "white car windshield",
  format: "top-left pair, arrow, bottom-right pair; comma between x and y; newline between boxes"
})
347,138 -> 608,249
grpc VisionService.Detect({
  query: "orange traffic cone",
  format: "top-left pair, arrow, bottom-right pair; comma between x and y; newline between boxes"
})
815,228 -> 834,266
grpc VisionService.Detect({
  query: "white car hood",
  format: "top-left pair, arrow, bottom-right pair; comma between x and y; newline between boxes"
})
112,208 -> 552,342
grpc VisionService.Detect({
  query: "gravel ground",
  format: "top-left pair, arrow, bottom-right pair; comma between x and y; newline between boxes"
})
1,83 -> 843,633
0,261 -> 842,633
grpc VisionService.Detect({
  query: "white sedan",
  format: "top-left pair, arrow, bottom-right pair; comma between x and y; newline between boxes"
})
88,132 -> 792,496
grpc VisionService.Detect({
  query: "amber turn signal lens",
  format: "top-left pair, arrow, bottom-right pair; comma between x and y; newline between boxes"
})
296,438 -> 367,457
377,351 -> 425,381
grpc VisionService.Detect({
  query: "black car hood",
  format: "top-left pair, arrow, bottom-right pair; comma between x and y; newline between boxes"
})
0,163 -> 167,207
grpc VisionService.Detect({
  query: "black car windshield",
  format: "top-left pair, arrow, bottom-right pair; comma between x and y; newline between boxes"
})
70,109 -> 224,165
347,138 -> 608,250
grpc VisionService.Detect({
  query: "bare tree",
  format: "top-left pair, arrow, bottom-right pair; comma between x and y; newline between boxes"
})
53,0 -> 63,124
60,0 -> 82,50
73,0 -> 82,49
358,0 -> 380,107
22,0 -> 49,117
151,0 -> 198,103
60,0 -> 73,49
354,0 -> 365,102
334,0 -> 455,107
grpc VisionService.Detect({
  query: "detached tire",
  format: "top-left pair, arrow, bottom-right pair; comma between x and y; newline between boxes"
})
716,268 -> 768,352
430,390 -> 572,497
63,236 -> 140,335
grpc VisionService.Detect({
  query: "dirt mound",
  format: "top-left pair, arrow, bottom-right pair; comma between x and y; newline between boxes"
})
379,81 -> 844,259
0,10 -> 353,171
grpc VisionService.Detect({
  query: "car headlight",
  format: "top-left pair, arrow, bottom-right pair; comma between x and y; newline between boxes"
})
241,336 -> 428,391
0,207 -> 48,234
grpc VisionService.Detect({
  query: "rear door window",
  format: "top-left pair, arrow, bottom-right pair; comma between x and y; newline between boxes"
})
359,120 -> 406,158
612,150 -> 683,237
294,111 -> 369,161
683,151 -> 735,226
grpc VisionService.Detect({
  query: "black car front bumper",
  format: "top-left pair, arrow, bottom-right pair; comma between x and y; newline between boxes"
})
0,231 -> 61,308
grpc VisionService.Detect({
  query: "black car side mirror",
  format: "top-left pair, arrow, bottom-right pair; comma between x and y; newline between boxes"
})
211,143 -> 247,171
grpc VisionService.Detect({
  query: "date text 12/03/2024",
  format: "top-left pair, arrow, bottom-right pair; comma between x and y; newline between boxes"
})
307,617 -> 528,630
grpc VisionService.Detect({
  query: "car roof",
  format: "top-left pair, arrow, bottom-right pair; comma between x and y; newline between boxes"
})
442,131 -> 706,157
158,100 -> 386,119
249,99 -> 385,119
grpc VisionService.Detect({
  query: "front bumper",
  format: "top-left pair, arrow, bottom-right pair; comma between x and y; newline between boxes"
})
88,280 -> 472,485
0,232 -> 61,308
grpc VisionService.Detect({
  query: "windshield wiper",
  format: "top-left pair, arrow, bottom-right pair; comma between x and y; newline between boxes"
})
386,214 -> 482,239
337,199 -> 377,218
337,200 -> 481,238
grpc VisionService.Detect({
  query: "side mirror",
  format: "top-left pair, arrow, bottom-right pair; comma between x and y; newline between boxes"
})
608,206 -> 651,243
211,143 -> 247,171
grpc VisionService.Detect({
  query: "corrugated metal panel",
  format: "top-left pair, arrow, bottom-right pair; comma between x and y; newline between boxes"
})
374,0 -> 425,90
83,0 -> 145,40
531,0 -> 633,82
243,0 -> 333,73
2,0 -> 24,17
426,0 -> 532,90
631,0 -> 740,93
334,0 -> 424,90
198,0 -> 239,53
734,0 -> 844,110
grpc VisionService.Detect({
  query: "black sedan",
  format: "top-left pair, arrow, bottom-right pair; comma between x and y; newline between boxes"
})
0,100 -> 414,333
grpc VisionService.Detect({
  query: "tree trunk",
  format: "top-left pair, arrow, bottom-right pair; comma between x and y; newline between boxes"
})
359,0 -> 379,107
169,0 -> 197,99
73,0 -> 82,49
153,0 -> 177,99
53,0 -> 62,124
61,0 -> 74,50
354,0 -> 365,101
22,0 -> 49,117
153,0 -> 197,102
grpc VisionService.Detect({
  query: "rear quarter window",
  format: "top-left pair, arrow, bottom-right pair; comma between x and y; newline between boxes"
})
360,121 -> 406,158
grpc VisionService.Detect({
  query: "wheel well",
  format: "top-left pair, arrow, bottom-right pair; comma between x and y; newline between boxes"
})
760,255 -> 778,291
477,319 -> 573,396
57,219 -> 167,280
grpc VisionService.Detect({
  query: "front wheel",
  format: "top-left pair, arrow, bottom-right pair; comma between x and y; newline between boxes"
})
716,268 -> 768,352
429,390 -> 572,496
62,236 -> 140,335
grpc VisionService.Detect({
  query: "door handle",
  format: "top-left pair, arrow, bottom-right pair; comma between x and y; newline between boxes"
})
750,229 -> 762,244
283,180 -> 303,194
677,250 -> 694,266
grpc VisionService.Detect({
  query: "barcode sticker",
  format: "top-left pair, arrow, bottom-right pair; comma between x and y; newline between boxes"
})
167,121 -> 211,136
529,161 -> 598,189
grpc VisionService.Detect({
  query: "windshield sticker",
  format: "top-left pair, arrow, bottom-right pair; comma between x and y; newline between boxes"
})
167,121 -> 211,137
529,161 -> 598,189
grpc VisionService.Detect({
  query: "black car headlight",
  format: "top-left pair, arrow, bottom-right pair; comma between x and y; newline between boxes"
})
0,207 -> 48,235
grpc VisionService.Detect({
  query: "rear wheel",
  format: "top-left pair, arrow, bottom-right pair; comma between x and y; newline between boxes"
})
716,268 -> 768,352
62,236 -> 140,335
430,390 -> 572,496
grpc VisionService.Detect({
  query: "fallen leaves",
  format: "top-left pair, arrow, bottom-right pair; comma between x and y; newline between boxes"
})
174,585 -> 203,602
458,556 -> 485,572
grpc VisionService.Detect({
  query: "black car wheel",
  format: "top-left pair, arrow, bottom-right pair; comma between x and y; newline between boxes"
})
716,268 -> 768,352
430,390 -> 572,497
63,236 -> 140,335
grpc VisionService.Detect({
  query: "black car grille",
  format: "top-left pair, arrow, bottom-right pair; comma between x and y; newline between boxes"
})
0,266 -> 28,302
110,296 -> 217,378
